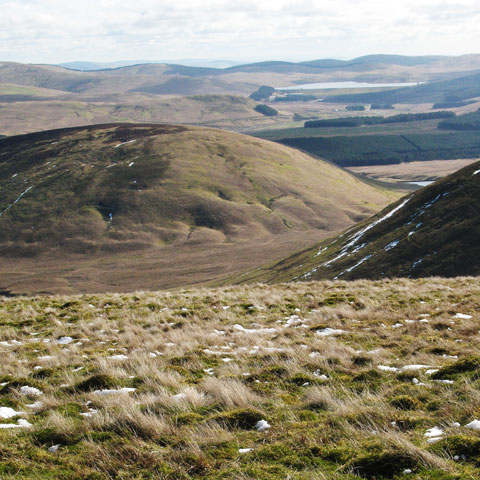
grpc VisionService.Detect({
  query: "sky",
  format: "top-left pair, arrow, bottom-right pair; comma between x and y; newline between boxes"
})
1,0 -> 480,65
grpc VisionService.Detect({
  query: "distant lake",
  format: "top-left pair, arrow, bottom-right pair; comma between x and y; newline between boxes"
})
277,81 -> 422,90
407,181 -> 434,187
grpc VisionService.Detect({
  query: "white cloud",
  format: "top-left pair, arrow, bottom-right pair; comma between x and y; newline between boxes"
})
0,0 -> 479,63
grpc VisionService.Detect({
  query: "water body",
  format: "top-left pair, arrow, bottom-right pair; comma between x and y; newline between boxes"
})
407,181 -> 434,187
277,81 -> 422,90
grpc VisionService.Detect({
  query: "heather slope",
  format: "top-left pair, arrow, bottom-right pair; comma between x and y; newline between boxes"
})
235,160 -> 480,283
0,123 -> 397,294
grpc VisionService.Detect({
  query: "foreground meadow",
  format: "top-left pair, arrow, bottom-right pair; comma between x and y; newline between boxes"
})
1,278 -> 480,479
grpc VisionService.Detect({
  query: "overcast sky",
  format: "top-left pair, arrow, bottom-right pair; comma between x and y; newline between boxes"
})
1,0 -> 479,64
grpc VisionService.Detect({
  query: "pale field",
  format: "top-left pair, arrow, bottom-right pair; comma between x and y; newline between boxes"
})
347,158 -> 480,184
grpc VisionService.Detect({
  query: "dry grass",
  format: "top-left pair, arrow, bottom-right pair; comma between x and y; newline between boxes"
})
0,277 -> 479,479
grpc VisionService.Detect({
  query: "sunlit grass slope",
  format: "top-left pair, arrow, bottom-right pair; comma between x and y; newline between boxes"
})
237,160 -> 480,284
0,278 -> 480,479
0,123 -> 398,294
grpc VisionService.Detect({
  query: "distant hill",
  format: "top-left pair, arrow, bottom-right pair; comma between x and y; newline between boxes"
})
4,55 -> 480,99
226,55 -> 455,72
326,71 -> 480,104
58,61 -> 111,71
242,160 -> 480,283
0,123 -> 396,294
58,59 -> 242,71
0,62 -> 254,95
56,55 -> 457,73
0,93 -> 283,137
351,54 -> 447,66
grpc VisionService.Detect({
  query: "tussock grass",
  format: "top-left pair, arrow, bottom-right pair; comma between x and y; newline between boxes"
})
0,277 -> 479,478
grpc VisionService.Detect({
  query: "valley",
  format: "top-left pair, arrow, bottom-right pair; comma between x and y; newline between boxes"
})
233,160 -> 480,284
0,123 -> 399,295
1,50 -> 480,480
348,158 -> 480,185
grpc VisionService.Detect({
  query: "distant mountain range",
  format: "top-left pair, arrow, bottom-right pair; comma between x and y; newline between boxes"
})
58,59 -> 243,71
0,54 -> 478,100
58,55 -> 450,72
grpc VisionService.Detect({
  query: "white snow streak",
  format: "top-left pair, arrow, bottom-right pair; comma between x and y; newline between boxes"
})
0,186 -> 33,217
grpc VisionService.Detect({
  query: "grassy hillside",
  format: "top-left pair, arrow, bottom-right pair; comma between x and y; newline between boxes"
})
1,278 -> 480,479
0,94 -> 287,136
4,56 -> 480,100
0,123 -> 398,295
326,72 -> 480,104
238,160 -> 480,284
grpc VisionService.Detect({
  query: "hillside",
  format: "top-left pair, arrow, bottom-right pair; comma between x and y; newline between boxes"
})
326,71 -> 480,104
3,57 -> 480,137
0,62 -> 253,96
0,123 -> 398,295
438,108 -> 480,130
4,55 -> 480,99
0,93 -> 286,136
233,160 -> 480,283
255,112 -> 480,168
1,278 -> 480,479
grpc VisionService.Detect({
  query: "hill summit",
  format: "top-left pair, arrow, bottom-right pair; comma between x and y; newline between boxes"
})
0,123 -> 395,294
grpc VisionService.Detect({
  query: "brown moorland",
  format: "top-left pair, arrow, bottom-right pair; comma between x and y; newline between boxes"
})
0,123 -> 400,295
0,277 -> 479,479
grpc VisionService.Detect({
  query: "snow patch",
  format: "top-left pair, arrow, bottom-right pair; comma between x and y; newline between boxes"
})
465,420 -> 480,430
239,448 -> 253,454
316,328 -> 346,337
0,186 -> 34,217
114,140 -> 136,148
93,388 -> 136,395
233,324 -> 277,335
20,386 -> 43,396
0,407 -> 25,419
378,365 -> 399,372
401,364 -> 432,372
424,426 -> 443,443
337,255 -> 372,277
384,240 -> 399,251
342,198 -> 410,251
109,354 -> 129,360
0,419 -> 32,429
255,419 -> 271,432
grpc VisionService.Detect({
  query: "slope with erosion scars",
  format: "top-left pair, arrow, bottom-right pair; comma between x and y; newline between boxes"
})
0,123 -> 398,294
231,160 -> 480,284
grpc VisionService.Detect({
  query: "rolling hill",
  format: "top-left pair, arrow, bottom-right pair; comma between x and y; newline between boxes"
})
3,55 -> 480,99
326,71 -> 480,104
0,123 -> 398,295
233,160 -> 480,283
0,93 -> 286,137
3,56 -> 480,137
